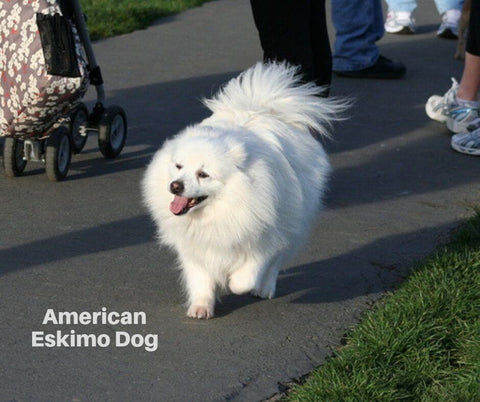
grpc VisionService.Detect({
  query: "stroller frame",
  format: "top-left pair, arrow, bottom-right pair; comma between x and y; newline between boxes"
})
2,0 -> 127,181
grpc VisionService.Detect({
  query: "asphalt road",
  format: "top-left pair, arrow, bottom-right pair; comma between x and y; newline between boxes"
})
1,1 -> 479,400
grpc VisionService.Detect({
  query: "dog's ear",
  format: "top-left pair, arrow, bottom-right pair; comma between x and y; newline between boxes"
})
227,140 -> 247,167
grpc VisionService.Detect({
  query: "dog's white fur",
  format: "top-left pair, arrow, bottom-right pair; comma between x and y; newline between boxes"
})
142,62 -> 345,319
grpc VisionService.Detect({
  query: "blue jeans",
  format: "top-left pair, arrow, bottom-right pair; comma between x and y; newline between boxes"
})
385,0 -> 463,15
331,0 -> 384,71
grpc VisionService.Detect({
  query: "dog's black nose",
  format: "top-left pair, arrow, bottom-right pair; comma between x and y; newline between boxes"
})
170,180 -> 184,195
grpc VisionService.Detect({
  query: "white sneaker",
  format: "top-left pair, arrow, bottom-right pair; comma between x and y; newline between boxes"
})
426,95 -> 450,123
426,78 -> 480,132
451,127 -> 480,156
437,9 -> 461,39
446,102 -> 480,133
425,78 -> 459,123
385,11 -> 415,34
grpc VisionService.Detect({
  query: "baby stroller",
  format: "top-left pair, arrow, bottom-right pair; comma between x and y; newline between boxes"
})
0,0 -> 127,181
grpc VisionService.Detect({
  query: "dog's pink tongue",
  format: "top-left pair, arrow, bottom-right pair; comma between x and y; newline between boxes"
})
170,195 -> 189,215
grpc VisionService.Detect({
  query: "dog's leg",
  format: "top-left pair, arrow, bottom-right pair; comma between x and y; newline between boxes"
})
251,256 -> 282,299
182,264 -> 216,319
229,254 -> 283,297
229,257 -> 264,295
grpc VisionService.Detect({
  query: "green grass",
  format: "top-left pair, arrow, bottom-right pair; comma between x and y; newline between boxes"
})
287,212 -> 480,401
80,0 -> 211,40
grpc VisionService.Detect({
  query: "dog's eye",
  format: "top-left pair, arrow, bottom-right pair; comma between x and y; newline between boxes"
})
175,163 -> 183,170
197,171 -> 209,179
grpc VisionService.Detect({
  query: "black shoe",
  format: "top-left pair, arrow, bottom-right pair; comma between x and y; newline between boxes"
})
437,27 -> 458,39
334,55 -> 406,79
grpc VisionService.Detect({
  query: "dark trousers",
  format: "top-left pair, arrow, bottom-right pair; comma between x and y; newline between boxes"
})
250,0 -> 332,92
467,0 -> 480,56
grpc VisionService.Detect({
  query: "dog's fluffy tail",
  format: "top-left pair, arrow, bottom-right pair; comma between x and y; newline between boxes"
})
203,62 -> 349,137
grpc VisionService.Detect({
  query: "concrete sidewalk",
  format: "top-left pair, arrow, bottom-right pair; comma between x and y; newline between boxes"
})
1,0 -> 479,400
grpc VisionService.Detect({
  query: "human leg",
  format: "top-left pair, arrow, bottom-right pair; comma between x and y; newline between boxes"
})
331,0 -> 382,71
450,0 -> 480,155
249,0 -> 331,88
457,52 -> 480,101
384,0 -> 417,34
436,0 -> 463,38
459,0 -> 480,99
332,0 -> 405,78
434,0 -> 464,15
309,0 -> 332,90
384,0 -> 417,12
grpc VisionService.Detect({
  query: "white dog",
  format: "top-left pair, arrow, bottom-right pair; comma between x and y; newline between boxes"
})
142,62 -> 345,319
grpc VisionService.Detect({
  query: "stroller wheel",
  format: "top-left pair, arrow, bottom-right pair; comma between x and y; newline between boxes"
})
3,137 -> 27,177
69,103 -> 89,154
45,126 -> 71,181
98,105 -> 127,159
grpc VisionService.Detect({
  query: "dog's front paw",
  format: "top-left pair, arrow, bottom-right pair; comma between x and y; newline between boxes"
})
187,305 -> 214,319
251,284 -> 275,299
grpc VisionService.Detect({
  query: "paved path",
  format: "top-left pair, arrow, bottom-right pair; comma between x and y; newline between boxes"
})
1,1 -> 478,400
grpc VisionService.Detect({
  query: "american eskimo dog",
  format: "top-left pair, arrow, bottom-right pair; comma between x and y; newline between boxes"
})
143,62 -> 345,318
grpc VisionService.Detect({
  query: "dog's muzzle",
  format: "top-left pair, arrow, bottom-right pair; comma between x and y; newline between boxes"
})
169,180 -> 208,216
